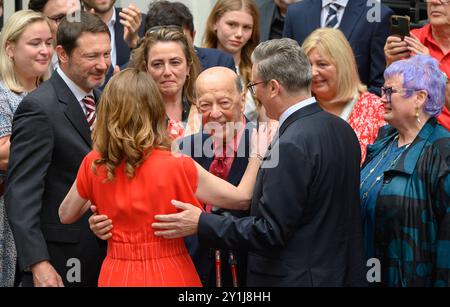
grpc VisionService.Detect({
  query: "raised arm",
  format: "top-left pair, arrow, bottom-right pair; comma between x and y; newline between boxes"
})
194,156 -> 260,211
59,180 -> 90,224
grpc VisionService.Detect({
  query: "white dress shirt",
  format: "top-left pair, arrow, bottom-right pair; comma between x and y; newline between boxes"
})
56,68 -> 94,115
278,97 -> 316,127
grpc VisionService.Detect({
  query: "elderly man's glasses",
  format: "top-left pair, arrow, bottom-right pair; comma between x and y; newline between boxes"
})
247,81 -> 265,95
381,86 -> 422,103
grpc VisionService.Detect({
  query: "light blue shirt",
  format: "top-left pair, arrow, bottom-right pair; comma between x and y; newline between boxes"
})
321,0 -> 348,28
278,97 -> 316,127
56,68 -> 94,115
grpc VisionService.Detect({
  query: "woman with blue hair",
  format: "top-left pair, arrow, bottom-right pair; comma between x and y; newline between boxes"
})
360,55 -> 450,287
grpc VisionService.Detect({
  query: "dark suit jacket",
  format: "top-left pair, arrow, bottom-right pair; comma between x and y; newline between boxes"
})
256,0 -> 277,42
5,72 -> 106,287
103,7 -> 146,85
195,47 -> 236,72
198,102 -> 367,286
180,123 -> 253,286
283,0 -> 393,95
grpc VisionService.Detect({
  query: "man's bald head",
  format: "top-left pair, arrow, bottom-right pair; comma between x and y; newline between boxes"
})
195,67 -> 245,140
196,67 -> 242,98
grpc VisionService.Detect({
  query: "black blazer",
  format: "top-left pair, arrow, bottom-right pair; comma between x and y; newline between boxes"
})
180,123 -> 253,286
255,0 -> 277,42
114,7 -> 146,67
283,0 -> 393,95
103,7 -> 146,85
198,102 -> 367,286
5,72 -> 106,287
195,47 -> 236,72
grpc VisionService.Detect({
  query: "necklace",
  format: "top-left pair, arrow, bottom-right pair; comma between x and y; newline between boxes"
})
360,135 -> 408,200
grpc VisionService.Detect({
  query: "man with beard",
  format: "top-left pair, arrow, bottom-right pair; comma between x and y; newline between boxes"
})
82,0 -> 145,82
6,12 -> 111,287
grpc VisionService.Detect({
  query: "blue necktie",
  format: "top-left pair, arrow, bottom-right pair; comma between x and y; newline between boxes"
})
325,3 -> 341,28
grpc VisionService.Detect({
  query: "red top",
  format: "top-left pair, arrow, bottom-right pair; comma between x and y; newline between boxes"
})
77,149 -> 203,287
411,24 -> 450,130
347,92 -> 386,164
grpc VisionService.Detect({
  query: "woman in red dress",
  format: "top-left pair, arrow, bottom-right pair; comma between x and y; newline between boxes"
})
58,69 -> 261,287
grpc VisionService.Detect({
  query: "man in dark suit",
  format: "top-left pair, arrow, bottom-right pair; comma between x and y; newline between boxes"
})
82,0 -> 145,82
6,12 -> 110,287
153,38 -> 367,286
256,0 -> 300,42
144,1 -> 235,72
283,0 -> 393,95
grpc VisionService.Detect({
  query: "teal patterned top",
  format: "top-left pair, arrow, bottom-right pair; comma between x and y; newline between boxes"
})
363,118 -> 450,287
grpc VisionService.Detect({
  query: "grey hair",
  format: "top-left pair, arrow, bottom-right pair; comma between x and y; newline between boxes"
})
251,38 -> 312,93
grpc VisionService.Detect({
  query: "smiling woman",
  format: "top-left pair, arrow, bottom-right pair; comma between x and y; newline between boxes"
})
303,28 -> 386,163
0,10 -> 53,287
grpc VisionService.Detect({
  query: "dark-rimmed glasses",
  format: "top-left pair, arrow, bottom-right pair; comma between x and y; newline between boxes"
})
381,86 -> 421,103
247,81 -> 265,95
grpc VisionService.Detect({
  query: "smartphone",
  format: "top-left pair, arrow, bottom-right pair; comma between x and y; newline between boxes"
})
390,15 -> 410,39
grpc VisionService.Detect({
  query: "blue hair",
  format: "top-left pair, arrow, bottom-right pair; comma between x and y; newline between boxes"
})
384,55 -> 446,117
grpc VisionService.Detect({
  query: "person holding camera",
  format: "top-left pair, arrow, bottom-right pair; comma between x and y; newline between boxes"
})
384,0 -> 450,131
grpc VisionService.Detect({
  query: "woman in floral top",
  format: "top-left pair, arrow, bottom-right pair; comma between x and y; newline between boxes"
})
303,28 -> 386,163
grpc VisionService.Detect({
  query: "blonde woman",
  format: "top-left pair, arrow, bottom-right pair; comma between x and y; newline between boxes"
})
203,0 -> 261,123
303,28 -> 385,163
58,69 -> 262,286
0,10 -> 53,287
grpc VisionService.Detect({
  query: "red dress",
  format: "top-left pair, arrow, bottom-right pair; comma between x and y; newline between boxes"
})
77,149 -> 203,287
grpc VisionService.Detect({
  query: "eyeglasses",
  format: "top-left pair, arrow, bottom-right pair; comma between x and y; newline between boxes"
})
247,81 -> 265,95
424,0 -> 450,4
381,86 -> 422,103
47,14 -> 66,24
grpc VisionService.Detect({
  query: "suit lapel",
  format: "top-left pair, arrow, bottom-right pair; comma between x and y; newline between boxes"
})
51,73 -> 92,147
339,0 -> 365,39
306,0 -> 322,36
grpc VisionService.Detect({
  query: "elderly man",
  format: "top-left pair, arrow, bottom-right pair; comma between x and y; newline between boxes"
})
152,38 -> 366,287
384,0 -> 450,130
89,67 -> 254,286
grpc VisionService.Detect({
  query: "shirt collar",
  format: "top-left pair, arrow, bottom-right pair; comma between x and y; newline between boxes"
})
108,8 -> 116,27
278,97 -> 316,127
56,67 -> 93,102
322,0 -> 348,9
